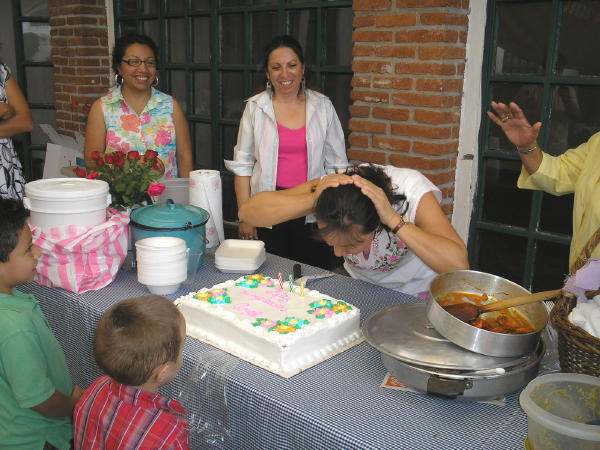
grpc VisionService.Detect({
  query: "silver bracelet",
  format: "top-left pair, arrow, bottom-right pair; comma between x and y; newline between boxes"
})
516,143 -> 538,155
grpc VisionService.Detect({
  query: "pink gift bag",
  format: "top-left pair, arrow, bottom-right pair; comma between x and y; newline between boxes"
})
30,210 -> 130,293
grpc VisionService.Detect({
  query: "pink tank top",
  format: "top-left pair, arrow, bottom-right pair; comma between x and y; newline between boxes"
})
276,124 -> 308,188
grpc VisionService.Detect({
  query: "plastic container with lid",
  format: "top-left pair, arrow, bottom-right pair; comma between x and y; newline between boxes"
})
215,239 -> 266,273
520,373 -> 600,449
130,200 -> 209,275
23,178 -> 111,230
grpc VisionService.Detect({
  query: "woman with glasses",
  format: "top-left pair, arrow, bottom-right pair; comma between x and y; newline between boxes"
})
225,35 -> 348,269
239,164 -> 469,297
84,33 -> 192,178
0,58 -> 34,199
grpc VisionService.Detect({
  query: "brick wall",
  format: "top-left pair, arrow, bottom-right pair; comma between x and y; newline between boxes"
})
349,0 -> 470,213
48,0 -> 110,137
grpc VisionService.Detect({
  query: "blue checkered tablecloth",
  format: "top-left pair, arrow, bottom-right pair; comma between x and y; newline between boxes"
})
20,253 -> 529,450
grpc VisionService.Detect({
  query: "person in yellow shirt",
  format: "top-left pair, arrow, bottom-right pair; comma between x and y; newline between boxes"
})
488,101 -> 600,271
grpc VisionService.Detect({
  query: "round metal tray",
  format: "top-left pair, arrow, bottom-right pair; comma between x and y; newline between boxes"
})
363,302 -> 534,371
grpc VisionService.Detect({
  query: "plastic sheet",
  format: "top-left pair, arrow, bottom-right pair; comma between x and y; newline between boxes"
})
539,300 -> 560,374
177,349 -> 239,449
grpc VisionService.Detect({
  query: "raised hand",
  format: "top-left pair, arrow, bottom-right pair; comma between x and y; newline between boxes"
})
351,174 -> 400,229
487,101 -> 542,149
313,173 -> 353,199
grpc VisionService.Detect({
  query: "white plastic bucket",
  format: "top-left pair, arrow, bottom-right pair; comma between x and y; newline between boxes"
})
24,178 -> 110,230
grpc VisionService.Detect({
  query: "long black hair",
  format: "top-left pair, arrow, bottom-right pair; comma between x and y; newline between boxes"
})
315,165 -> 408,242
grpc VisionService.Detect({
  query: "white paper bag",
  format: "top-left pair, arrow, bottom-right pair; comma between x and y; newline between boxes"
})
43,143 -> 83,179
189,170 -> 224,248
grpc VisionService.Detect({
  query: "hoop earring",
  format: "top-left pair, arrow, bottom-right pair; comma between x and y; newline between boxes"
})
301,76 -> 306,92
266,79 -> 272,92
153,76 -> 159,87
114,73 -> 122,86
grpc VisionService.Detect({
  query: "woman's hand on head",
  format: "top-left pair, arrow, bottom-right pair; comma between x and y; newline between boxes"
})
351,174 -> 400,229
238,221 -> 259,240
314,173 -> 353,199
487,101 -> 542,148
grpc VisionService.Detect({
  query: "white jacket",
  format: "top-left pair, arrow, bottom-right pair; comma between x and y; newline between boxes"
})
224,89 -> 349,198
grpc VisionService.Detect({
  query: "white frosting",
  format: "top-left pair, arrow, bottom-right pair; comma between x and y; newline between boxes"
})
175,275 -> 362,377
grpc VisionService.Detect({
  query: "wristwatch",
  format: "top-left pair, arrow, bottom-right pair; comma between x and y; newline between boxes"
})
391,216 -> 409,234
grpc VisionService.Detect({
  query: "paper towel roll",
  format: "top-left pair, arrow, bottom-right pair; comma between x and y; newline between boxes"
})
189,170 -> 224,248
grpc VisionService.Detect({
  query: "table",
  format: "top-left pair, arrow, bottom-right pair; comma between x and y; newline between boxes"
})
20,253 -> 530,450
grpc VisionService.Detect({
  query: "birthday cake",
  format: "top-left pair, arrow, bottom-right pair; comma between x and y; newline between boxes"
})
175,274 -> 362,377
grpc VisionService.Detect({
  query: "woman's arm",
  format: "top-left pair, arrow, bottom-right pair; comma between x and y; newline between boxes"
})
239,174 -> 353,227
487,101 -> 543,175
0,77 -> 34,138
172,99 -> 193,177
234,175 -> 259,239
83,99 -> 107,168
352,175 -> 469,273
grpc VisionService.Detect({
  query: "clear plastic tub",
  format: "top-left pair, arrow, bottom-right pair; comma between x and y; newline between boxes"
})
520,373 -> 600,449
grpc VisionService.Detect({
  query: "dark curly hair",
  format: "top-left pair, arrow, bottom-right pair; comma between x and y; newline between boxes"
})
112,32 -> 158,75
315,165 -> 408,243
0,198 -> 30,263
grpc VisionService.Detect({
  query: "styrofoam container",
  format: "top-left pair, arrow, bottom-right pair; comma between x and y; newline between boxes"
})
146,283 -> 182,295
520,373 -> 600,449
23,178 -> 110,230
215,239 -> 265,266
137,265 -> 187,286
135,236 -> 187,254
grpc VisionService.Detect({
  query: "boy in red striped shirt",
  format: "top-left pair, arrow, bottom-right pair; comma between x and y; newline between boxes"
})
73,295 -> 189,449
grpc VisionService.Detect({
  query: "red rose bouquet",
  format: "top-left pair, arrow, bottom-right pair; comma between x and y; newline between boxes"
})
74,150 -> 166,211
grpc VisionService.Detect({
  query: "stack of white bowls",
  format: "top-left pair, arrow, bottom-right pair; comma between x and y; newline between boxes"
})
135,237 -> 188,294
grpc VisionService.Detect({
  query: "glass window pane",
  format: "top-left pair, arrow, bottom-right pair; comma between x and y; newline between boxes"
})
252,71 -> 266,94
20,0 -> 48,16
251,12 -> 277,65
119,0 -> 137,15
288,10 -> 317,66
324,7 -> 353,66
221,14 -> 244,64
168,70 -> 187,114
166,0 -> 187,11
547,85 -> 599,156
488,83 -> 542,153
222,72 -> 244,120
192,0 -> 211,8
481,158 -> 532,228
558,1 -> 600,76
194,71 -> 211,116
474,230 -> 527,287
26,67 -> 54,104
22,22 -> 51,63
30,108 -> 55,145
532,241 -> 570,292
194,123 -> 212,168
324,73 -> 351,137
193,16 -> 211,64
118,20 -> 137,35
168,18 -> 187,63
142,20 -> 160,46
252,0 -> 277,5
222,125 -> 238,161
141,0 -> 159,14
539,193 -> 573,235
495,2 -> 551,75
221,0 -> 244,6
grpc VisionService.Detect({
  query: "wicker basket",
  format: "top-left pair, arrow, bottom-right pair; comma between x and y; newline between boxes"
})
550,293 -> 600,376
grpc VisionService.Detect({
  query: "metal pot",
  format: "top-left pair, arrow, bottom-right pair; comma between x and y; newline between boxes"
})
426,270 -> 548,357
364,302 -> 544,401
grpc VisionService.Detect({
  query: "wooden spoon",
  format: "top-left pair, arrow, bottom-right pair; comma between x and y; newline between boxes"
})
442,289 -> 561,323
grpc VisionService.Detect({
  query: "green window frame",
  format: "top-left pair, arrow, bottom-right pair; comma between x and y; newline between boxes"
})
114,0 -> 353,227
470,0 -> 600,291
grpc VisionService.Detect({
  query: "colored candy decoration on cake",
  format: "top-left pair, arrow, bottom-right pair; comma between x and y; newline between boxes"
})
252,318 -> 277,328
283,317 -> 309,329
308,299 -> 351,319
236,274 -> 274,288
193,288 -> 231,304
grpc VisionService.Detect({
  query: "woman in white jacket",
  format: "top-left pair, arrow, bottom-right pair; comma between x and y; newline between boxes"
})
225,35 -> 348,269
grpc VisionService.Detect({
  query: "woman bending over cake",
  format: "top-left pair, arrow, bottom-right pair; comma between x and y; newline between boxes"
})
238,164 -> 469,298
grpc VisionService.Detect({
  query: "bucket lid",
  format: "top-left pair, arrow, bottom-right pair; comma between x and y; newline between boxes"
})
130,199 -> 209,230
25,178 -> 109,198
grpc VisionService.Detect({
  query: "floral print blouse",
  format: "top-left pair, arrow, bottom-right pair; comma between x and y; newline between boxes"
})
101,86 -> 178,178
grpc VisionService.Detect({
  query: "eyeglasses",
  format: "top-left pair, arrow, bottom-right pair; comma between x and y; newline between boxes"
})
121,58 -> 157,68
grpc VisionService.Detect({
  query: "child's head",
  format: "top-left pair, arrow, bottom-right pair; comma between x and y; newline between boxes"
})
95,295 -> 186,388
0,198 -> 39,292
